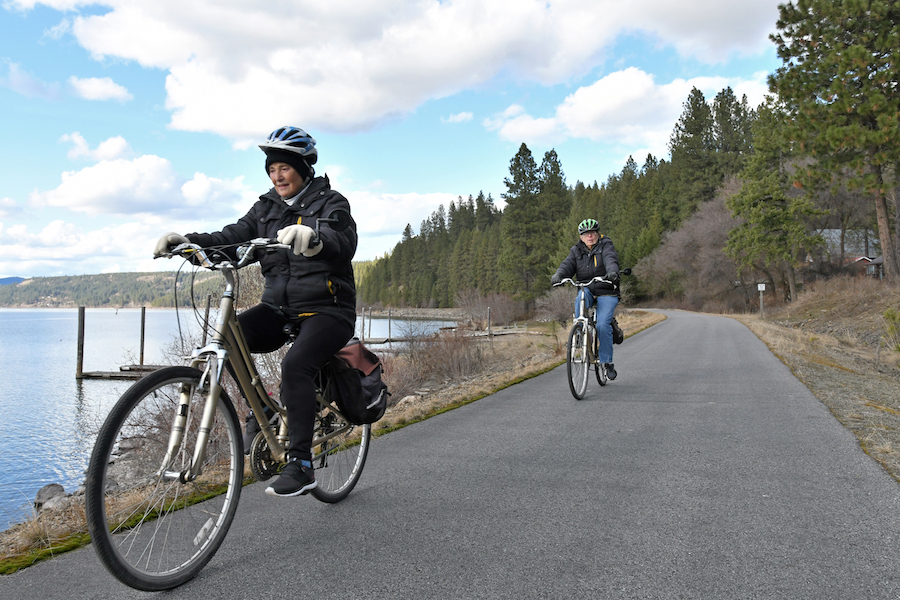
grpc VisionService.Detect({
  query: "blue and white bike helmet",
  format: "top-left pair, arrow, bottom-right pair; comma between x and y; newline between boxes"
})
259,126 -> 318,165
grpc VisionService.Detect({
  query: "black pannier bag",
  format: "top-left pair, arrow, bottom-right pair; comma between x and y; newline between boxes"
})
611,317 -> 624,345
325,337 -> 389,425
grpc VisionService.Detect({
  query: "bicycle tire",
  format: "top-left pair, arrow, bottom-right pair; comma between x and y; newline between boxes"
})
566,323 -> 590,399
85,366 -> 243,591
310,413 -> 371,503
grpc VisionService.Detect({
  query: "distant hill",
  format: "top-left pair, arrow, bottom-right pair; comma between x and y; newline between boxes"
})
0,271 -> 224,308
0,262 -> 369,308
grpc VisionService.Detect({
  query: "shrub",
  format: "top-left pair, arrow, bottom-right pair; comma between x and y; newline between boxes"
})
884,308 -> 900,354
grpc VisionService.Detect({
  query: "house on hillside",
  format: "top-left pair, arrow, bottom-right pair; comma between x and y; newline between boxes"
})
849,255 -> 884,279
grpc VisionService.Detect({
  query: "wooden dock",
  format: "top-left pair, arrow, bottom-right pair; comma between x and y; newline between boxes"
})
76,306 -> 162,380
79,364 -> 163,380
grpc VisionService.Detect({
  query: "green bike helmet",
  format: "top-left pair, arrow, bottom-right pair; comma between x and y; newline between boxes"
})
578,219 -> 599,235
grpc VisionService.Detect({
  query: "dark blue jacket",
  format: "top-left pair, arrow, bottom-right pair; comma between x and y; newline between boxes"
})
186,175 -> 357,326
553,235 -> 620,296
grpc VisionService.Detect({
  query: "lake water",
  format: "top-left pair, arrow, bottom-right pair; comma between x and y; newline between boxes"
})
0,308 -> 453,531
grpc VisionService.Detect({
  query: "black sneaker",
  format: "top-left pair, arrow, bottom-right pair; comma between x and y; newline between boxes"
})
606,363 -> 617,380
265,461 -> 317,497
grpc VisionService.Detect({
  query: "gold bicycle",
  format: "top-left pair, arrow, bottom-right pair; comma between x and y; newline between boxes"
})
85,211 -> 369,591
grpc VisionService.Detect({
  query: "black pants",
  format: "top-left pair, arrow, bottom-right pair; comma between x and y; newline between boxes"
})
237,304 -> 353,462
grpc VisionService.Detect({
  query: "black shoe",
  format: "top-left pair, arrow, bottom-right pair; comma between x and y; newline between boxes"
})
265,461 -> 317,497
605,363 -> 617,380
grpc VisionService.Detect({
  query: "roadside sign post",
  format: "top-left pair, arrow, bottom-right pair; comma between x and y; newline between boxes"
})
758,283 -> 766,318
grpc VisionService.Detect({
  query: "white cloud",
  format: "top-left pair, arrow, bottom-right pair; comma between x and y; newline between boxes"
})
42,18 -> 70,40
349,190 -> 459,237
0,60 -> 60,99
343,189 -> 462,259
60,132 -> 133,161
9,0 -> 781,141
2,185 -> 451,276
484,104 -> 563,146
5,1 -> 88,9
0,198 -> 22,218
442,112 -> 473,124
68,76 -> 133,101
0,218 -> 188,278
29,153 -> 253,220
485,67 -> 771,159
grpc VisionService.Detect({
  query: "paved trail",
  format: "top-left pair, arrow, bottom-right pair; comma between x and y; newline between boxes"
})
3,310 -> 899,599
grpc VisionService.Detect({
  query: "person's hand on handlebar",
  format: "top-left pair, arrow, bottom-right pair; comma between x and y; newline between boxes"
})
551,273 -> 562,286
276,224 -> 323,257
153,232 -> 189,257
606,271 -> 619,283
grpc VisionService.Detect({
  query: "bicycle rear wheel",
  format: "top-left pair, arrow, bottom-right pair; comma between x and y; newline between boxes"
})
310,402 -> 371,503
566,323 -> 590,399
85,366 -> 243,591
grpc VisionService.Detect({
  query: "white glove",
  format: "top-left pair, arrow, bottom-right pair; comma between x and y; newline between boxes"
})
276,224 -> 323,257
154,232 -> 189,257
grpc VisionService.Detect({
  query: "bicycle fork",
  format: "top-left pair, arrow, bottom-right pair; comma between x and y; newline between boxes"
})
573,294 -> 596,365
159,352 -> 226,483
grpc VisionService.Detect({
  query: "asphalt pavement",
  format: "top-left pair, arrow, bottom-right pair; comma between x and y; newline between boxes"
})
3,309 -> 899,599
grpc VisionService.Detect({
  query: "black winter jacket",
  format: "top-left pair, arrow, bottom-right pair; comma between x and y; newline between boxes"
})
553,235 -> 620,297
186,175 -> 357,326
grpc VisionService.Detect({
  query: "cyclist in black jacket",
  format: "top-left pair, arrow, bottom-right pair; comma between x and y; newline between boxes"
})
154,126 -> 356,497
551,218 -> 620,379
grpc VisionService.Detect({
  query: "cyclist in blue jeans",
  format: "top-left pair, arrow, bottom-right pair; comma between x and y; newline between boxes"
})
550,218 -> 621,379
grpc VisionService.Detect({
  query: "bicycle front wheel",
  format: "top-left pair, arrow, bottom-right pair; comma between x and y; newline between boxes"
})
85,366 -> 243,591
310,410 -> 371,504
567,323 -> 590,399
595,361 -> 608,386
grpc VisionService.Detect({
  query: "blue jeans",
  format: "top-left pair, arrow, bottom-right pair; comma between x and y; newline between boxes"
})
575,290 -> 618,364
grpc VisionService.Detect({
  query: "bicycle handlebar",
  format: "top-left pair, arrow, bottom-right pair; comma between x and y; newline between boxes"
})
552,267 -> 631,288
554,275 -> 616,288
157,238 -> 290,270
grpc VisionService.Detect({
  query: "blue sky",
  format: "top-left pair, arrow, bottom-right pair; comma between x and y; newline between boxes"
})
0,0 -> 783,279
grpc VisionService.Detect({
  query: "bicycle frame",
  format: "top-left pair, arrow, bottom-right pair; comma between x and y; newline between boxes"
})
572,289 -> 596,364
161,241 -> 353,480
560,276 -> 614,363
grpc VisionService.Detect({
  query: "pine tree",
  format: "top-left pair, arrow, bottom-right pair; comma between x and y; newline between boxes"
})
474,191 -> 499,231
712,87 -> 754,176
538,149 -> 571,223
668,87 -> 719,226
498,143 -> 546,307
726,100 -> 825,300
769,0 -> 900,279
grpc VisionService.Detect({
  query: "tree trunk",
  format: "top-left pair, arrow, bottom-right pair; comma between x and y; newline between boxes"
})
874,189 -> 899,280
785,262 -> 798,301
892,186 -> 900,261
874,169 -> 899,280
